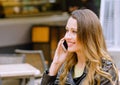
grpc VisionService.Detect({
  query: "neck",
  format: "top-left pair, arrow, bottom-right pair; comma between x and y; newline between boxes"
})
73,52 -> 86,78
74,62 -> 85,78
76,51 -> 86,65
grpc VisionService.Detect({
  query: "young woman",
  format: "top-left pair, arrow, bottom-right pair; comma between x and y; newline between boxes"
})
41,9 -> 119,85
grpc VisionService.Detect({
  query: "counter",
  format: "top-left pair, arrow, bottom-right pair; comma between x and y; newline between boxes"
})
0,12 -> 69,26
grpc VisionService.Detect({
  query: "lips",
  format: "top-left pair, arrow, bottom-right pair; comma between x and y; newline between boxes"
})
67,42 -> 75,47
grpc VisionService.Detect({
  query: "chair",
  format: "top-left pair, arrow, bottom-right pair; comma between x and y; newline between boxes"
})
0,54 -> 25,85
15,49 -> 48,76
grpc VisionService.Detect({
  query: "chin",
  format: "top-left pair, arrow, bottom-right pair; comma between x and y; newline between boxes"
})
67,49 -> 75,52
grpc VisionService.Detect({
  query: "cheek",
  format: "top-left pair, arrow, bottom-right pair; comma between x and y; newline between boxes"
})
75,39 -> 82,50
68,41 -> 81,52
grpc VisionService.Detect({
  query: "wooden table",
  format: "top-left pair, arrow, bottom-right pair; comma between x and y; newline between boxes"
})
0,63 -> 40,85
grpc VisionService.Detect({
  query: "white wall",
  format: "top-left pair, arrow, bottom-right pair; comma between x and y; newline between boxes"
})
0,23 -> 31,47
0,13 -> 69,47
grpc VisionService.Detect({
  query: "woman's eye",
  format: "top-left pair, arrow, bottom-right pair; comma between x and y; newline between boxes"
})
72,30 -> 77,33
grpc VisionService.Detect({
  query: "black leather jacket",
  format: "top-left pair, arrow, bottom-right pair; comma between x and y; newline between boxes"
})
41,59 -> 119,85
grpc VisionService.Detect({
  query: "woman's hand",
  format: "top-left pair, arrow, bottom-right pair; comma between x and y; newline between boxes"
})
49,38 -> 68,76
53,38 -> 68,64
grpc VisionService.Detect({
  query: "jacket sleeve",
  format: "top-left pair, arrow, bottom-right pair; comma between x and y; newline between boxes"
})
40,71 -> 57,85
100,68 -> 119,85
41,65 -> 64,85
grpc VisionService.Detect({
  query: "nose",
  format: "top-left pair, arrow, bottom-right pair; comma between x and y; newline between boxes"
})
64,32 -> 72,39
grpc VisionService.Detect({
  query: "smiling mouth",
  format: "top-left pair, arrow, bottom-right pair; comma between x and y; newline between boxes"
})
67,42 -> 75,47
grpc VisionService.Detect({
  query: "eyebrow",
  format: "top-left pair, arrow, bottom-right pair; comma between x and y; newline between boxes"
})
66,27 -> 77,31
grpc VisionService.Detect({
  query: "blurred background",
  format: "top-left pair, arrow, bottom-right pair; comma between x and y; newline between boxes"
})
0,0 -> 120,85
0,0 -> 101,65
0,0 -> 120,67
0,0 -> 100,18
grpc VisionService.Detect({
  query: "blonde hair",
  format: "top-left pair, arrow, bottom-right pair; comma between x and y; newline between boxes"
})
59,9 -> 118,85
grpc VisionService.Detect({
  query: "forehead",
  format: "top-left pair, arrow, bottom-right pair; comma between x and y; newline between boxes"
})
66,17 -> 77,29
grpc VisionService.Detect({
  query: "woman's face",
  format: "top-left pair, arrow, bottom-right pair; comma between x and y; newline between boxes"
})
64,17 -> 81,52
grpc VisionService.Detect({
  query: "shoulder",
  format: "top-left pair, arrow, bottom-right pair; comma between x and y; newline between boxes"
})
101,58 -> 117,77
101,58 -> 117,79
101,58 -> 113,72
99,58 -> 119,84
101,58 -> 118,80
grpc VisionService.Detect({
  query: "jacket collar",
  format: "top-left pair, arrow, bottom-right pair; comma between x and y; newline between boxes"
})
65,66 -> 87,85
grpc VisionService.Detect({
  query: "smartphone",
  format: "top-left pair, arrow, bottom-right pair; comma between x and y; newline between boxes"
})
62,40 -> 68,51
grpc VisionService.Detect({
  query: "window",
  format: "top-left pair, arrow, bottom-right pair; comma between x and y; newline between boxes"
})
100,0 -> 120,48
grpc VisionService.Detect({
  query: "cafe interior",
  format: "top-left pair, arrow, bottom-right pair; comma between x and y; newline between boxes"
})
0,0 -> 119,85
0,0 -> 70,85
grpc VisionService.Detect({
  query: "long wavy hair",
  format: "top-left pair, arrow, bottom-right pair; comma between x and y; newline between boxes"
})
59,9 -> 118,85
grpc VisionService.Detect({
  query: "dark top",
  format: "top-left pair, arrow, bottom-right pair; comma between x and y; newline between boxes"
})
73,75 -> 85,85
